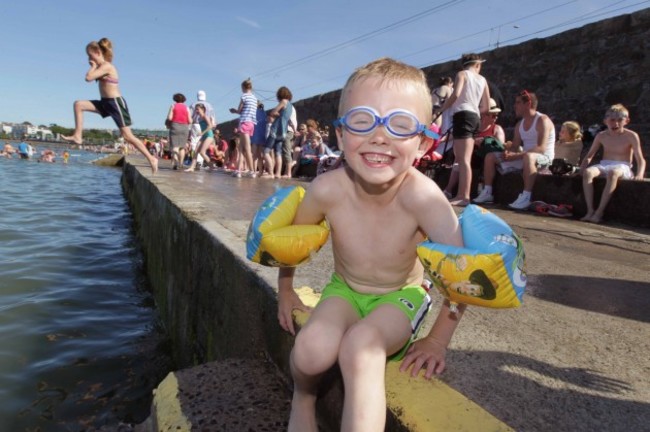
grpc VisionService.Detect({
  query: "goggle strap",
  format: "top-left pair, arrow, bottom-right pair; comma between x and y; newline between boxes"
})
423,129 -> 440,140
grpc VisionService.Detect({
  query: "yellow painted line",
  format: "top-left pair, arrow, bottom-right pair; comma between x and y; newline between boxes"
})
386,362 -> 512,431
151,372 -> 192,431
295,286 -> 512,431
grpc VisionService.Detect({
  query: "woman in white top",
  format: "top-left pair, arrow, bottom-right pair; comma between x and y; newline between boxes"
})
440,53 -> 490,206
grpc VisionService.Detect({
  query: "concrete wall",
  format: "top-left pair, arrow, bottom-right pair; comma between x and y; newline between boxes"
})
121,163 -> 293,369
220,9 -> 650,172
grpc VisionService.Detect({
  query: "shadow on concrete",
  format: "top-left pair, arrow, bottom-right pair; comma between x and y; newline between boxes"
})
444,350 -> 647,432
527,275 -> 650,323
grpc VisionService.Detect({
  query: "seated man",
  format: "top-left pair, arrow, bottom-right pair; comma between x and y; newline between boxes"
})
580,104 -> 645,223
473,90 -> 555,209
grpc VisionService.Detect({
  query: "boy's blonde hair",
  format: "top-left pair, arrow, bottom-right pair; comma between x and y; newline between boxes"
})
87,37 -> 113,62
605,104 -> 629,119
562,121 -> 582,141
339,57 -> 432,122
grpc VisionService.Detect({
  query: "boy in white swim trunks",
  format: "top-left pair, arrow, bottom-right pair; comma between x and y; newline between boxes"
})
277,58 -> 465,431
580,104 -> 646,223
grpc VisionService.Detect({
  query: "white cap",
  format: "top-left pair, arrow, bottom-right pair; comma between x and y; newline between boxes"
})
197,90 -> 206,101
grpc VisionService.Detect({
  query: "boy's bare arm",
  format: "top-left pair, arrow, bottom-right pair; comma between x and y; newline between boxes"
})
276,177 -> 331,335
400,180 -> 464,377
278,266 -> 308,336
400,301 -> 467,379
631,133 -> 646,180
580,135 -> 603,171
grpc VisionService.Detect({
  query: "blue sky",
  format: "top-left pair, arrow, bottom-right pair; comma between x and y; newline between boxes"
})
1,0 -> 648,130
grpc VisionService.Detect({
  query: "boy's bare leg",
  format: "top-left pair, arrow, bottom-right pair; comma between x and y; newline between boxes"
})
62,100 -> 98,145
338,305 -> 411,432
581,167 -> 600,221
121,127 -> 158,174
590,170 -> 623,223
289,298 -> 359,432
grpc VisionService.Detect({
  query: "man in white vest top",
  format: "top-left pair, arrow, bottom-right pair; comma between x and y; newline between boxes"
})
474,90 -> 555,209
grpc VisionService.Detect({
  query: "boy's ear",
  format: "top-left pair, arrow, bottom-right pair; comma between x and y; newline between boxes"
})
416,135 -> 431,159
335,126 -> 344,149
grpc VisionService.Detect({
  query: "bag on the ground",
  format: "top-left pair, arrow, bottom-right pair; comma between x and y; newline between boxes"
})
550,158 -> 576,176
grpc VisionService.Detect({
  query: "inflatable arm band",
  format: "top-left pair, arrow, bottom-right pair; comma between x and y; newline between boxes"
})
247,186 -> 329,267
417,205 -> 526,308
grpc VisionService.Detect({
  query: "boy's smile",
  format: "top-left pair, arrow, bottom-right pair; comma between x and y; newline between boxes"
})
337,77 -> 428,185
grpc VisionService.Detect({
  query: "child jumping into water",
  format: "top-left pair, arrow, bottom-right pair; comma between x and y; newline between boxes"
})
278,57 -> 466,431
62,38 -> 158,174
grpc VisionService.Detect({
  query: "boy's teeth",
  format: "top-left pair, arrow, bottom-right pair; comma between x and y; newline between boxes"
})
365,154 -> 391,163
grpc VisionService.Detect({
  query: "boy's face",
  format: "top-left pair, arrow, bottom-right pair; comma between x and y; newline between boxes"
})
604,114 -> 629,133
336,76 -> 428,185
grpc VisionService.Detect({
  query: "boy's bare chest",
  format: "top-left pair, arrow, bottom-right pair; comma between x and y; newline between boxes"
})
330,205 -> 421,256
601,135 -> 632,157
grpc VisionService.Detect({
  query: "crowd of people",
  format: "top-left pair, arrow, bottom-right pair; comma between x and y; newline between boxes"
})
152,54 -> 645,226
1,141 -> 71,163
424,54 -> 645,224
162,84 -> 339,179
54,36 -> 645,225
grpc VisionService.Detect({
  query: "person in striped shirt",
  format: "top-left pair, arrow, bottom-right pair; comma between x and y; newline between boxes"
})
230,78 -> 258,178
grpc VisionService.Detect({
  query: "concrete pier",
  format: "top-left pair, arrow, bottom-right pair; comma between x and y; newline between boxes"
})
121,155 -> 650,431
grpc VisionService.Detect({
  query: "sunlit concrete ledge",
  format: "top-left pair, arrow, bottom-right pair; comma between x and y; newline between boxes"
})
120,158 -> 511,431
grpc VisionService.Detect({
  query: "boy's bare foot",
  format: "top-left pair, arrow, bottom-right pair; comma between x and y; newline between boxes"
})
580,211 -> 594,221
62,135 -> 83,145
589,213 -> 603,224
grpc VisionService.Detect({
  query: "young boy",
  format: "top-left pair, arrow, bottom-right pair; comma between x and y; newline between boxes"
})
580,104 -> 646,223
278,58 -> 466,431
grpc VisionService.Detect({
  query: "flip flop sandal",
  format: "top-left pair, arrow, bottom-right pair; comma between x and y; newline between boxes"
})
530,201 -> 549,214
549,204 -> 574,218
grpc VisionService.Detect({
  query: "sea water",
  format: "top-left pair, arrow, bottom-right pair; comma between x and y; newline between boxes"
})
0,147 -> 171,430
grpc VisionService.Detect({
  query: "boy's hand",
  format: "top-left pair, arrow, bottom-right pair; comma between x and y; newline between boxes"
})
399,337 -> 448,379
278,288 -> 310,336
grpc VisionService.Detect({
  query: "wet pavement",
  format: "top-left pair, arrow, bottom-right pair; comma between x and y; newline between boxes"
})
130,156 -> 649,431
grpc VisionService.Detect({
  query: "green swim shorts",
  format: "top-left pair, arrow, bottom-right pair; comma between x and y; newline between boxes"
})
319,273 -> 432,361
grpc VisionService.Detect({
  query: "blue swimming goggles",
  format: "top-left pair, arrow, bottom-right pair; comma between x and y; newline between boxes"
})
333,106 -> 439,140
